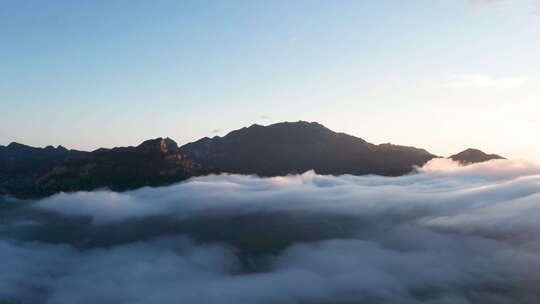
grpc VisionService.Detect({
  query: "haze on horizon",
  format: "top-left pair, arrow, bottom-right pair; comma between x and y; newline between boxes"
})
1,0 -> 539,162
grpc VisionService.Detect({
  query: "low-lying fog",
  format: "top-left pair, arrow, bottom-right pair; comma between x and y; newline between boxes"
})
2,159 -> 540,304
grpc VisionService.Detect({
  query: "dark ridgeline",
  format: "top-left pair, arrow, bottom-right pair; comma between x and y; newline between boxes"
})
179,121 -> 436,176
0,121 -> 503,198
4,138 -> 212,198
0,143 -> 87,197
450,148 -> 505,165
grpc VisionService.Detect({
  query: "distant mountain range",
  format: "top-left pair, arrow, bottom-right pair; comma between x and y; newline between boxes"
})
179,121 -> 436,176
0,121 -> 504,198
449,148 -> 504,165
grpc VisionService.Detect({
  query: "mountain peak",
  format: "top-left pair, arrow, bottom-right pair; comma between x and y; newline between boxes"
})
5,142 -> 37,153
7,142 -> 29,148
450,148 -> 505,164
137,137 -> 178,153
275,120 -> 327,128
179,121 -> 435,176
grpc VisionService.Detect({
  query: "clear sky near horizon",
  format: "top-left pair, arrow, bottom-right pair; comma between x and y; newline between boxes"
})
1,0 -> 539,162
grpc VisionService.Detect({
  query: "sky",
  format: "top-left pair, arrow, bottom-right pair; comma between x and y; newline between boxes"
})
1,0 -> 539,162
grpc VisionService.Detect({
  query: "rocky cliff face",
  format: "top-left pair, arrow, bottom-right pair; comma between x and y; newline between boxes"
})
31,138 -> 212,197
179,121 -> 437,176
137,137 -> 179,154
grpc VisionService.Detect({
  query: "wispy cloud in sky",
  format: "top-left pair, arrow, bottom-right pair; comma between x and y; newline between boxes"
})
534,0 -> 540,14
470,0 -> 540,13
443,74 -> 528,89
469,0 -> 506,5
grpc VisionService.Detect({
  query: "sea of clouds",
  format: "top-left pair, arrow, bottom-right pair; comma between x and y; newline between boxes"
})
1,158 -> 540,304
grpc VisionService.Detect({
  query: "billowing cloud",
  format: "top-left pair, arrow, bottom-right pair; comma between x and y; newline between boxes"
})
1,159 -> 540,303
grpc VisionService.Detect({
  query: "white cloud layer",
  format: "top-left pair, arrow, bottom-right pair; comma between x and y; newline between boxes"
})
2,158 -> 540,303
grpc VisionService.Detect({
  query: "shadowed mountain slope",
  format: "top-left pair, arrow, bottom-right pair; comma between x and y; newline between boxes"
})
450,148 -> 505,165
32,138 -> 213,197
1,122 -> 508,199
0,143 -> 87,197
179,121 -> 437,176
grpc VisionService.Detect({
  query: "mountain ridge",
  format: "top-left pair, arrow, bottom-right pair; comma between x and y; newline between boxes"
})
1,121 -> 504,198
179,121 -> 436,176
450,148 -> 505,164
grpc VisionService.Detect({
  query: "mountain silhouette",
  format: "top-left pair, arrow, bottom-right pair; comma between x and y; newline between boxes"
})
30,138 -> 213,197
0,143 -> 87,197
450,148 -> 505,164
179,121 -> 436,176
0,122 -> 505,198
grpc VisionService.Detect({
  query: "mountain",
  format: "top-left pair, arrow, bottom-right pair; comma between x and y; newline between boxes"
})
0,143 -> 87,197
450,148 -> 505,165
1,122 -> 507,199
179,121 -> 437,176
32,138 -> 214,197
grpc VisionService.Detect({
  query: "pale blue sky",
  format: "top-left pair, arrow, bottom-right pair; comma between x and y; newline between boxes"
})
1,0 -> 539,161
